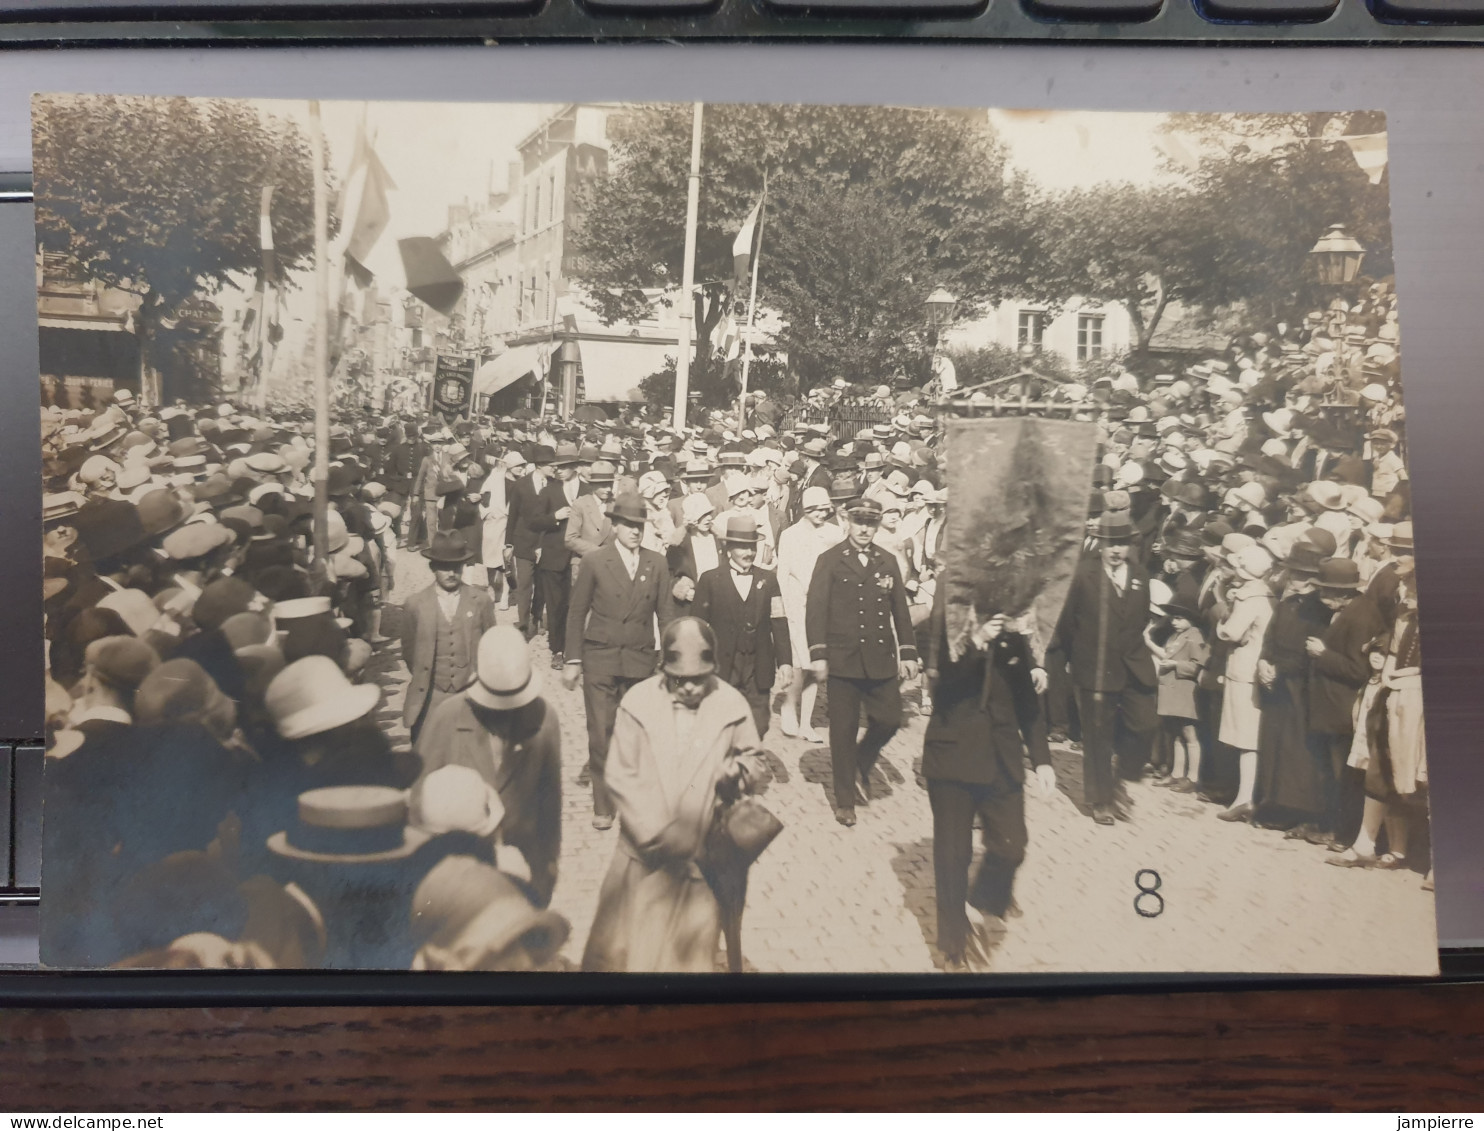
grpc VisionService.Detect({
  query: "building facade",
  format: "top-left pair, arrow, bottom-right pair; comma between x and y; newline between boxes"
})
442,103 -> 680,413
951,297 -> 1135,366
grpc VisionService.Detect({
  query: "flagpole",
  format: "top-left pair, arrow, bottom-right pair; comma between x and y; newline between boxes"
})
736,169 -> 767,431
673,102 -> 703,431
310,100 -> 331,585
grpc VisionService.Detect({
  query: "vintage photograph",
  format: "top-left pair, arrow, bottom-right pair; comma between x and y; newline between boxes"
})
32,94 -> 1435,975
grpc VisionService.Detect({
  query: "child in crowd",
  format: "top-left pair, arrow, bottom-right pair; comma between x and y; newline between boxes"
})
1150,596 -> 1209,794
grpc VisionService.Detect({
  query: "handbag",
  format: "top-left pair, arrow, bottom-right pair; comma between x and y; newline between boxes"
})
714,796 -> 783,867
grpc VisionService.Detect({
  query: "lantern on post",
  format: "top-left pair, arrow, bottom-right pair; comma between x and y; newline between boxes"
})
1309,224 -> 1366,286
924,287 -> 959,331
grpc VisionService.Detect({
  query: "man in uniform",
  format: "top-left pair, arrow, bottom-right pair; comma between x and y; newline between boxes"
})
806,495 -> 920,827
563,491 -> 678,830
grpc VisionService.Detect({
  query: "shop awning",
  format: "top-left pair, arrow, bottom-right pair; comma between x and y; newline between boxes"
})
474,345 -> 547,397
578,339 -> 674,403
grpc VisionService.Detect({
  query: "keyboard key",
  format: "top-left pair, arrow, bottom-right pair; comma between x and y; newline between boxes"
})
1023,0 -> 1162,19
1373,0 -> 1484,19
0,0 -> 536,13
584,0 -> 719,10
12,745 -> 41,891
764,0 -> 988,15
1200,0 -> 1338,18
0,745 -> 11,890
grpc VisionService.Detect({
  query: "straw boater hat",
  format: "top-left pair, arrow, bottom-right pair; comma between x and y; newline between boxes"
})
467,626 -> 541,711
268,785 -> 430,865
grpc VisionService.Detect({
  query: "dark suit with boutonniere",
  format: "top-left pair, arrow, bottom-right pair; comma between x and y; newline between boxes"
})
565,541 -> 679,820
1048,556 -> 1158,815
692,563 -> 791,737
806,538 -> 919,820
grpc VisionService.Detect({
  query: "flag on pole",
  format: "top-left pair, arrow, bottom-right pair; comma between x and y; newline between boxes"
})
258,185 -> 277,280
1340,132 -> 1388,186
339,125 -> 396,285
732,199 -> 762,287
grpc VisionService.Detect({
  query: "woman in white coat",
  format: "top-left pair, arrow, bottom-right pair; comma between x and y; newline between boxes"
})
774,485 -> 844,742
1215,544 -> 1276,821
479,451 -> 516,606
582,618 -> 772,973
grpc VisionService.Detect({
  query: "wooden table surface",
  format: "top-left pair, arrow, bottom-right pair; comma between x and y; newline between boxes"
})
3,981 -> 1483,1110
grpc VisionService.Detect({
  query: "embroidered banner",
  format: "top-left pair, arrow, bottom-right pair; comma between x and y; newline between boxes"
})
942,416 -> 1100,663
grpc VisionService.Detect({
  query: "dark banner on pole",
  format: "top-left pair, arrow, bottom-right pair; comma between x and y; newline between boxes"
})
942,416 -> 1099,664
429,354 -> 475,418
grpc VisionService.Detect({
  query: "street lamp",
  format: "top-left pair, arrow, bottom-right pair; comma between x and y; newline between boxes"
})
924,287 -> 959,392
924,287 -> 959,330
1309,224 -> 1366,286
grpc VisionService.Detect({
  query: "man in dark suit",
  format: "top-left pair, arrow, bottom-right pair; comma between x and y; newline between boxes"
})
1048,511 -> 1157,826
923,590 -> 1055,973
400,531 -> 499,742
505,444 -> 552,640
691,514 -> 792,738
528,442 -> 582,668
806,495 -> 920,827
563,492 -> 678,830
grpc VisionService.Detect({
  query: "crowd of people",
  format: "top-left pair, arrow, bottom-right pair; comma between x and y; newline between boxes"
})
38,279 -> 1428,974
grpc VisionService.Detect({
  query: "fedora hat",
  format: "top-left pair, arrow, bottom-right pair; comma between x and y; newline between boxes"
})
1315,557 -> 1362,590
268,785 -> 430,865
468,626 -> 542,711
606,492 -> 647,526
424,530 -> 475,566
586,460 -> 617,484
1284,539 -> 1328,575
719,514 -> 763,544
681,458 -> 712,480
551,442 -> 581,466
828,474 -> 860,503
661,617 -> 718,678
266,655 -> 381,740
1090,512 -> 1134,542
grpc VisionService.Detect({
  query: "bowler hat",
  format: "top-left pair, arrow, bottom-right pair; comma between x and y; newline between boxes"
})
424,530 -> 475,566
1315,557 -> 1362,590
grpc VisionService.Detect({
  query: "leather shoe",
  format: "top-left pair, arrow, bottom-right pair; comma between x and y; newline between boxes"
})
1093,806 -> 1116,826
834,807 -> 857,827
592,813 -> 614,831
1217,803 -> 1255,823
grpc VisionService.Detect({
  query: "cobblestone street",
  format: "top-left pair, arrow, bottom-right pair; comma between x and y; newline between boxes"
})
379,551 -> 1437,976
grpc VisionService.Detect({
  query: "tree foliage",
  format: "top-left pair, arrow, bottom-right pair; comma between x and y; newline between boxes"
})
33,94 -> 323,399
1025,111 -> 1394,350
570,103 -> 1034,390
